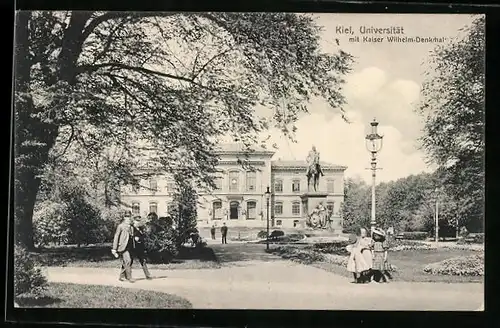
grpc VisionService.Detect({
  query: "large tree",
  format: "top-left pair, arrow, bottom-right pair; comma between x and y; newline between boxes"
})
416,16 -> 485,232
14,11 -> 353,249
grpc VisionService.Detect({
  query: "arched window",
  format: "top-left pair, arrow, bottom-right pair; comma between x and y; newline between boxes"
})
292,202 -> 301,216
274,179 -> 283,193
149,202 -> 158,214
246,171 -> 257,191
132,202 -> 140,215
246,201 -> 257,220
229,171 -> 239,192
149,178 -> 158,192
213,201 -> 222,220
274,201 -> 283,216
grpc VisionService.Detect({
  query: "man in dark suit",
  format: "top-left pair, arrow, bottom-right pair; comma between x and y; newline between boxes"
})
132,217 -> 152,280
221,223 -> 228,244
112,212 -> 135,282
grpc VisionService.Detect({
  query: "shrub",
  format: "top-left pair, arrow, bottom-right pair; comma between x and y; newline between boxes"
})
257,230 -> 268,239
14,245 -> 48,296
271,246 -> 324,264
65,196 -> 105,246
399,231 -> 428,240
459,226 -> 469,237
143,216 -> 179,263
100,207 -> 124,243
269,230 -> 285,239
423,253 -> 484,276
33,201 -> 69,247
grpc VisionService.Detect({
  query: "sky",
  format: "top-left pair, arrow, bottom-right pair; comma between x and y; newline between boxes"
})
254,13 -> 481,183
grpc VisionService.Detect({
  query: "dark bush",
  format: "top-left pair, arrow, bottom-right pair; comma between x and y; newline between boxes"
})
269,230 -> 285,240
14,245 -> 48,296
143,216 -> 179,263
399,231 -> 428,240
33,201 -> 69,247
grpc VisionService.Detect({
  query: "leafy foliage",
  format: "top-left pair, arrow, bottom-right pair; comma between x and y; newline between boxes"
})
416,16 -> 484,233
143,216 -> 179,263
14,245 -> 48,296
423,253 -> 484,276
33,201 -> 69,247
14,11 -> 353,249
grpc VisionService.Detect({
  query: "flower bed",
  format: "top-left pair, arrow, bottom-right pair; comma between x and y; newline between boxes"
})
389,239 -> 434,252
423,253 -> 484,276
270,246 -> 324,264
309,240 -> 351,256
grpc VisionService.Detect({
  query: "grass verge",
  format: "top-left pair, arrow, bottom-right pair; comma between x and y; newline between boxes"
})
15,282 -> 192,308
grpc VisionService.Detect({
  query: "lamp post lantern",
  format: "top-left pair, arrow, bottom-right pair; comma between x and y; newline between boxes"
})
265,186 -> 271,250
365,118 -> 384,232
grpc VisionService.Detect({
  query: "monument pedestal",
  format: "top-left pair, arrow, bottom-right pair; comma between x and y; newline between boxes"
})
300,192 -> 328,218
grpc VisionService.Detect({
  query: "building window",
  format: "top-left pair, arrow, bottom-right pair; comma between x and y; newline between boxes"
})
274,179 -> 283,193
132,202 -> 140,215
213,201 -> 222,220
276,220 -> 282,226
149,202 -> 158,214
327,202 -> 334,214
292,180 -> 300,192
149,178 -> 158,192
274,202 -> 283,216
246,171 -> 256,191
166,181 -> 175,193
327,179 -> 335,193
214,177 -> 223,190
246,201 -> 257,219
167,203 -> 176,215
229,171 -> 239,192
292,202 -> 301,216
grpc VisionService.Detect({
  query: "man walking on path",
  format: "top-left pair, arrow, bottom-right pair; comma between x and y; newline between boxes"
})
132,217 -> 152,280
112,212 -> 135,283
210,225 -> 216,240
221,223 -> 228,244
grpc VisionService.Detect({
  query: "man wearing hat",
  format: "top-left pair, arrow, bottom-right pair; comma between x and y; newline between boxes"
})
112,211 -> 135,283
371,227 -> 391,283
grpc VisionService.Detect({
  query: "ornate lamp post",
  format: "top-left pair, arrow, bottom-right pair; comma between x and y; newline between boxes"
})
265,186 -> 271,250
365,118 -> 384,232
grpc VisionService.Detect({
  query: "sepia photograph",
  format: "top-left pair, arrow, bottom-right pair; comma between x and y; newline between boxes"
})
11,11 -> 484,311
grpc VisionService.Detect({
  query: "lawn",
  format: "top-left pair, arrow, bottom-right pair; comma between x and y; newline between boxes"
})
15,282 -> 192,308
31,244 -> 221,270
274,246 -> 484,284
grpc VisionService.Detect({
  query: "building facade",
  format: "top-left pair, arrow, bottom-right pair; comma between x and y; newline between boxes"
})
120,144 -> 347,229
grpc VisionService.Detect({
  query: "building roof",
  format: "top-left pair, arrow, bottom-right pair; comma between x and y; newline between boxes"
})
271,160 -> 347,170
214,143 -> 276,155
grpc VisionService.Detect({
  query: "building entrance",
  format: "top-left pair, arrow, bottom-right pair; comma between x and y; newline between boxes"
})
230,201 -> 239,220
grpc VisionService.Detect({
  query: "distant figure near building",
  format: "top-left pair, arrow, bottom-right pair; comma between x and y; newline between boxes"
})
210,225 -> 216,240
221,223 -> 228,244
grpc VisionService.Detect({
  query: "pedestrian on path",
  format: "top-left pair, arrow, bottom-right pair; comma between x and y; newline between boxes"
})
112,212 -> 135,283
132,217 -> 152,280
221,223 -> 228,244
210,225 -> 216,240
346,227 -> 373,283
371,228 -> 392,283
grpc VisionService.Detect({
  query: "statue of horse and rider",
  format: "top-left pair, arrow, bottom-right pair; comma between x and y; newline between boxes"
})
306,145 -> 324,192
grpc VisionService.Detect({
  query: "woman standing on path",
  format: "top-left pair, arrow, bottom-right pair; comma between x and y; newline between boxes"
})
346,227 -> 373,283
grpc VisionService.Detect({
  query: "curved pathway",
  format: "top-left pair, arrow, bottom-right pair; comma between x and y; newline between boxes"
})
44,243 -> 484,310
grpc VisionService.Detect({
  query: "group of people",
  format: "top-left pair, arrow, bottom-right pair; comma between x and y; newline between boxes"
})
210,223 -> 228,244
346,227 -> 393,284
111,212 -> 152,283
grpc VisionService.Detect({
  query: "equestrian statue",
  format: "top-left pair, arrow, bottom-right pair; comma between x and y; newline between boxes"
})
306,145 -> 324,192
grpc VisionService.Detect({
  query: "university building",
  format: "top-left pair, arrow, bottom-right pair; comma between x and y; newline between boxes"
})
120,144 -> 347,228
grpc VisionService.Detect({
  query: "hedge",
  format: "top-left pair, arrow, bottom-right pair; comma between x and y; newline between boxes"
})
423,253 -> 484,276
398,231 -> 428,240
